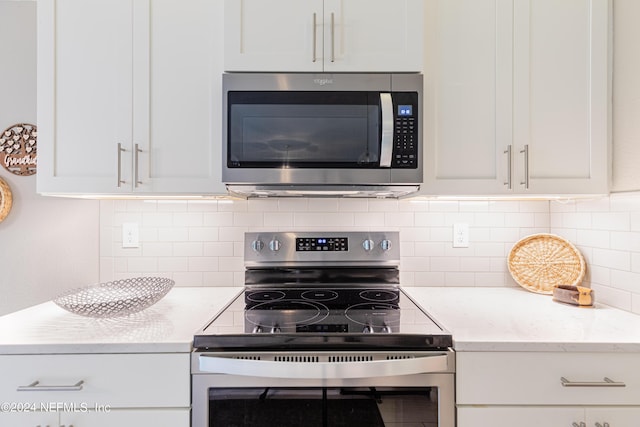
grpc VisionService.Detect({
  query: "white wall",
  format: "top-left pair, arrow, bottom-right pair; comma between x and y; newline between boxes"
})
0,1 -> 99,316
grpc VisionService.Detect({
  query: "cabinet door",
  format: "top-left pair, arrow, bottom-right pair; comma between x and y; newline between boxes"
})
37,0 -> 133,195
133,0 -> 226,194
512,0 -> 610,194
458,406 -> 584,427
224,0 -> 323,72
0,412 -> 58,427
62,408 -> 189,427
323,0 -> 423,72
421,0 -> 513,195
587,408 -> 640,427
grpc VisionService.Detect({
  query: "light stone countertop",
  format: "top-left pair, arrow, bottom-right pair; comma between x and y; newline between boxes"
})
403,286 -> 640,352
0,287 -> 241,354
2,286 -> 640,355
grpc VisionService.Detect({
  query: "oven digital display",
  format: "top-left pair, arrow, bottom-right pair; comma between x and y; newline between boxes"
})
297,324 -> 349,333
398,105 -> 413,116
296,237 -> 348,251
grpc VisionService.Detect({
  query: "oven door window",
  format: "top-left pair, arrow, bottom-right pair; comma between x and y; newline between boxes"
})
227,92 -> 381,168
208,387 -> 437,427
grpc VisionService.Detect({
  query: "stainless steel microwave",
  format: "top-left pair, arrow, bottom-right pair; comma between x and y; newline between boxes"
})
222,73 -> 422,198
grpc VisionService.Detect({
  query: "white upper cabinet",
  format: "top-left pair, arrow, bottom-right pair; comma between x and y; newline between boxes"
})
422,0 -> 610,196
223,0 -> 424,72
37,0 -> 226,196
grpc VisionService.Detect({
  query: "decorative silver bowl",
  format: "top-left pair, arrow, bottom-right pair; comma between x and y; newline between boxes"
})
53,277 -> 175,318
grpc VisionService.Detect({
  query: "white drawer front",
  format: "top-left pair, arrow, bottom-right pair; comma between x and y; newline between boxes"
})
457,352 -> 640,405
0,353 -> 189,408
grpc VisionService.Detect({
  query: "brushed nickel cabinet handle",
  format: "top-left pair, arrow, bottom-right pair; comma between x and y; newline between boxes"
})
520,144 -> 529,189
117,143 -> 126,187
561,377 -> 625,387
134,143 -> 143,187
504,145 -> 512,189
595,422 -> 610,427
312,13 -> 317,62
571,423 -> 585,427
17,380 -> 84,392
330,12 -> 335,62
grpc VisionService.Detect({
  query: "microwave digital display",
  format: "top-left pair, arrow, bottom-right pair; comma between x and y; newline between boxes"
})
398,105 -> 413,116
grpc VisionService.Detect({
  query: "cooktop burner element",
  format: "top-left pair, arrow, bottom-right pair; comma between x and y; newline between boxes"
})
193,232 -> 452,351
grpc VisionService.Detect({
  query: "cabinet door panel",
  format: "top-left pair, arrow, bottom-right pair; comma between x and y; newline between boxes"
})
63,408 -> 189,427
324,0 -> 423,72
224,0 -> 323,72
458,406 -> 584,427
422,0 -> 512,194
0,411 -> 58,427
37,0 -> 133,194
513,0 -> 610,193
135,0 -> 225,193
587,407 -> 640,427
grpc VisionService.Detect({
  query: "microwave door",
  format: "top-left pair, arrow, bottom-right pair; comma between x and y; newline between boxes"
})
379,93 -> 393,168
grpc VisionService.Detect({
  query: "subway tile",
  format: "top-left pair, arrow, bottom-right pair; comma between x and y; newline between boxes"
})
444,272 -> 475,286
610,269 -> 640,292
127,257 -> 158,273
611,231 -> 640,252
278,198 -> 308,212
158,257 -> 188,272
575,229 -> 610,249
592,248 -> 631,271
443,212 -> 475,226
142,212 -> 173,227
400,227 -> 430,242
401,256 -> 431,272
631,212 -> 640,231
247,199 -> 279,212
157,200 -> 188,212
475,272 -> 507,287
173,212 -> 204,227
428,200 -> 459,212
188,257 -> 219,272
561,212 -> 592,229
413,271 -> 446,286
173,242 -> 204,257
308,198 -> 339,212
460,257 -> 492,272
610,193 -> 640,212
459,201 -> 489,212
158,227 -> 190,242
218,256 -> 244,272
142,242 -> 173,257
203,212 -> 234,226
414,212 -> 446,227
488,200 -> 520,212
591,284 -> 632,311
549,200 -> 577,213
519,200 -> 550,213
233,212 -> 265,227
172,272 -> 204,287
203,272 -> 237,287
187,200 -> 220,212
264,212 -> 294,227
504,212 -> 536,228
592,212 -> 630,231
369,199 -> 398,212
414,242 -> 446,257
218,199 -> 248,212
430,257 -> 460,272
474,212 -> 505,227
385,212 -> 414,227
189,227 -> 220,242
353,212 -> 386,227
338,198 -> 369,212
472,242 -> 506,257
203,242 -> 235,257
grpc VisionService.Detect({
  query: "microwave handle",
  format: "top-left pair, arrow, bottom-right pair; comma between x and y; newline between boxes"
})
380,93 -> 394,167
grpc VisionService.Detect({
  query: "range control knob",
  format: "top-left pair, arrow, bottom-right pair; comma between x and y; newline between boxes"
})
362,326 -> 374,334
362,239 -> 375,252
380,239 -> 392,251
270,325 -> 281,334
269,239 -> 281,252
251,239 -> 265,252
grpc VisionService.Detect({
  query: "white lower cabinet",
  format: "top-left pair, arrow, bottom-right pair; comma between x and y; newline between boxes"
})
0,353 -> 190,427
457,352 -> 640,427
459,407 -> 640,427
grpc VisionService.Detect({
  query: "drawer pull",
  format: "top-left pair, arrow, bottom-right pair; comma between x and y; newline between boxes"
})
595,423 -> 610,427
16,380 -> 84,392
561,377 -> 625,388
571,423 -> 585,427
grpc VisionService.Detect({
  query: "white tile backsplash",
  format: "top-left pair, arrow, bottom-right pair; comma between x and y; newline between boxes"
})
99,193 -> 640,313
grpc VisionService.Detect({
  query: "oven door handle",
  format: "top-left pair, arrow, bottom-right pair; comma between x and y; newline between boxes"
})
379,92 -> 393,168
198,354 -> 449,379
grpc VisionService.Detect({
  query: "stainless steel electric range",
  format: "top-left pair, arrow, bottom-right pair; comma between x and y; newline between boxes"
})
192,231 -> 454,427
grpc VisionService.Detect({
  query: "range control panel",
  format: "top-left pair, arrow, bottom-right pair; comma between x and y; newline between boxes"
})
296,237 -> 349,252
244,231 -> 400,266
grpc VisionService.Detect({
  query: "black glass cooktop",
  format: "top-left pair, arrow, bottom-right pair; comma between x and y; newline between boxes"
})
193,287 -> 452,351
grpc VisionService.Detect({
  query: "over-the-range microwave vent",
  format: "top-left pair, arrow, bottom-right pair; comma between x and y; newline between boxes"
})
226,184 -> 420,199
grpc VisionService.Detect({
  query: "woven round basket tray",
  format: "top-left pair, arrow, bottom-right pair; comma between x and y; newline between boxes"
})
508,233 -> 586,295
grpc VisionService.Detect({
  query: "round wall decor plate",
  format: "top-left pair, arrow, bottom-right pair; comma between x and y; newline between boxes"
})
0,123 -> 37,176
0,176 -> 12,223
508,233 -> 586,295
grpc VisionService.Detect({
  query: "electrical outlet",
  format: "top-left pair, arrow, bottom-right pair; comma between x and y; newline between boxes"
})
453,223 -> 469,248
122,222 -> 140,248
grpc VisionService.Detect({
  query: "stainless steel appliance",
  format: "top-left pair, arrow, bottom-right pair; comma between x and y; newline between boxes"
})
192,231 -> 454,427
222,73 -> 423,198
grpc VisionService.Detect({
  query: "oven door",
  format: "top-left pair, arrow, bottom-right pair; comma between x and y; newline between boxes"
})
192,351 -> 455,427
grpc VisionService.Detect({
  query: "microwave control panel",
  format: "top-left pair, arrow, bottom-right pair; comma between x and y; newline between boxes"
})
392,93 -> 419,168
